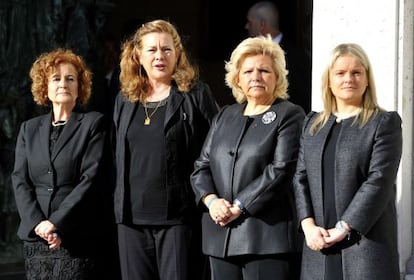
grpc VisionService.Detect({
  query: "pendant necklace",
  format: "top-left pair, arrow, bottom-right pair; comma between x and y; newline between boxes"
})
143,100 -> 162,125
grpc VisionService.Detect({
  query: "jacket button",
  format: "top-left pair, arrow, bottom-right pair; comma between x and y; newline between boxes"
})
229,151 -> 235,156
47,188 -> 53,192
47,169 -> 52,174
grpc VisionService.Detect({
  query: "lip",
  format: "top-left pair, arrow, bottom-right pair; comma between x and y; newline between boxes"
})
250,84 -> 265,89
56,92 -> 72,97
154,64 -> 166,69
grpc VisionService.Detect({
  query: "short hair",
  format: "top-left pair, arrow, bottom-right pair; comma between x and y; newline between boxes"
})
310,43 -> 380,134
29,48 -> 92,106
119,19 -> 198,103
225,35 -> 288,104
249,1 -> 280,30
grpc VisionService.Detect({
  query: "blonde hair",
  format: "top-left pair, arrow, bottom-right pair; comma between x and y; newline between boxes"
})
119,19 -> 198,103
29,48 -> 92,106
310,43 -> 381,134
224,35 -> 288,104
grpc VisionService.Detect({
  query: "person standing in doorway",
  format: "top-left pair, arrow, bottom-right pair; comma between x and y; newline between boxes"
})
245,1 -> 311,113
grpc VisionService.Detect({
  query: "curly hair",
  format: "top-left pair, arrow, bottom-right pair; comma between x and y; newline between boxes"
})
29,48 -> 92,106
224,35 -> 288,104
119,19 -> 198,103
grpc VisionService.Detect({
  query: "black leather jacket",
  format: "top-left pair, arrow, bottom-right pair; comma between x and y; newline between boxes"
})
191,99 -> 304,257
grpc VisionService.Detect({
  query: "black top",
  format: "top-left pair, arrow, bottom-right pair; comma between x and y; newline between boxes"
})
125,97 -> 180,225
322,121 -> 343,279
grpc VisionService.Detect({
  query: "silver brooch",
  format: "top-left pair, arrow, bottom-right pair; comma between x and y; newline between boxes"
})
262,111 -> 276,124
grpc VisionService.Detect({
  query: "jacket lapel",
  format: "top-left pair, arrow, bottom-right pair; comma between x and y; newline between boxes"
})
50,112 -> 82,161
165,87 -> 184,129
39,112 -> 53,163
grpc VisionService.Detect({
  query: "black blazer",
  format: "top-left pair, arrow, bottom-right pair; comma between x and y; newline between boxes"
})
112,81 -> 218,224
191,99 -> 305,257
12,111 -> 106,242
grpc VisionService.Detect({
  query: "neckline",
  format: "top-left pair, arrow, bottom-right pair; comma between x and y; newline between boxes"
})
333,108 -> 362,123
143,96 -> 169,108
52,120 -> 68,127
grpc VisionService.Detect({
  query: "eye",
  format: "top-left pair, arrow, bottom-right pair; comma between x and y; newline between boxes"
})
259,68 -> 271,73
145,47 -> 156,53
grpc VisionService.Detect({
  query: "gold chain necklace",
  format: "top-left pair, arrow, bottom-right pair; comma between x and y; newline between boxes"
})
143,100 -> 162,125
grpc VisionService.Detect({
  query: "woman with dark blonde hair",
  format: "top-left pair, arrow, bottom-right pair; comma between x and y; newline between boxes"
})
12,48 -> 106,279
293,43 -> 401,279
112,19 -> 218,280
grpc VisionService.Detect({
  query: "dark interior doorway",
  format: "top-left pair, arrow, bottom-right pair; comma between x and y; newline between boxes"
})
105,0 -> 312,106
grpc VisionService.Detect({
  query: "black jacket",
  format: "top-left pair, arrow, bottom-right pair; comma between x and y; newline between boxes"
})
191,99 -> 305,257
112,81 -> 218,223
12,111 -> 106,242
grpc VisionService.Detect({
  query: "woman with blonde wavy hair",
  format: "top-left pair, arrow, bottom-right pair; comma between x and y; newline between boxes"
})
191,35 -> 305,280
112,19 -> 218,280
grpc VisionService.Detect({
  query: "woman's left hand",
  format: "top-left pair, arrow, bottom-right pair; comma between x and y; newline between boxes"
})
34,220 -> 61,249
217,206 -> 242,227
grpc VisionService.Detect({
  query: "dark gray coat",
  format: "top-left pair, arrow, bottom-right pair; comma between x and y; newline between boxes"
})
293,111 -> 402,280
191,99 -> 305,258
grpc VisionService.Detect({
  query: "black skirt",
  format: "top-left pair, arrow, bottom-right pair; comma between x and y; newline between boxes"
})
23,240 -> 96,280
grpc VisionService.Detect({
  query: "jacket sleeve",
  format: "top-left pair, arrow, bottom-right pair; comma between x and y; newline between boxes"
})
194,81 -> 220,124
12,122 -> 46,239
191,107 -> 226,207
341,111 -> 402,234
293,111 -> 317,225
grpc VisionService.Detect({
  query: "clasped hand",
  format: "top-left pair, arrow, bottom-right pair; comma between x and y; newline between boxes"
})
208,198 -> 242,227
34,220 -> 61,249
301,218 -> 348,251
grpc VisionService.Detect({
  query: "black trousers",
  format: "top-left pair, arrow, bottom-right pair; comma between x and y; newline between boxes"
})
118,223 -> 202,280
209,253 -> 294,280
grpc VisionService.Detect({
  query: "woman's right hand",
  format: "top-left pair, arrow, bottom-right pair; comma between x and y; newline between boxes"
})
301,217 -> 329,251
204,194 -> 232,224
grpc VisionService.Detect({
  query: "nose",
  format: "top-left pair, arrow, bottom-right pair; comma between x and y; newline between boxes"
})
58,78 -> 66,87
155,49 -> 163,60
343,73 -> 353,83
251,69 -> 262,81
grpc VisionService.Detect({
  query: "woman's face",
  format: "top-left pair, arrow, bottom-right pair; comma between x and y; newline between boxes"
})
238,54 -> 277,104
47,63 -> 79,108
329,54 -> 368,107
139,32 -> 177,83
